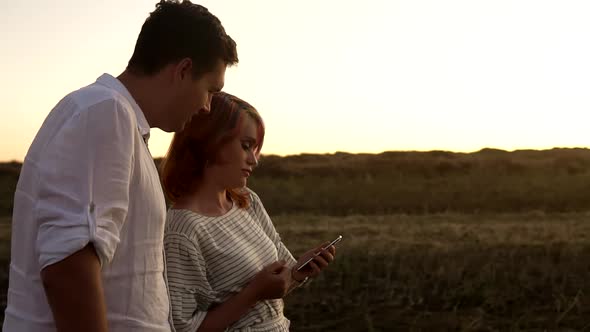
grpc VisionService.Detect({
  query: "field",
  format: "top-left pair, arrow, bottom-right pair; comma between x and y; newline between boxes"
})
277,213 -> 590,331
2,149 -> 590,331
0,217 -> 10,318
2,213 -> 588,331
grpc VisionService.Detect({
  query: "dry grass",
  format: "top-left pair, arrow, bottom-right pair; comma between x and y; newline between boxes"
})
276,213 -> 590,332
1,213 -> 589,331
4,151 -> 590,330
0,217 -> 10,315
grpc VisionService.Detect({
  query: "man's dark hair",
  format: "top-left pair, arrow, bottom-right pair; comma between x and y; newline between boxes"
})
128,0 -> 238,77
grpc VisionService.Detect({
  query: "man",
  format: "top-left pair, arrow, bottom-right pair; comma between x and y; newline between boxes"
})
3,1 -> 238,331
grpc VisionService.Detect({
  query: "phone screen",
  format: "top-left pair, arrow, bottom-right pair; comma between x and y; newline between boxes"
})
296,235 -> 342,271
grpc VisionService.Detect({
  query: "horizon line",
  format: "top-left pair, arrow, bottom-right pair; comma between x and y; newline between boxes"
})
2,146 -> 589,163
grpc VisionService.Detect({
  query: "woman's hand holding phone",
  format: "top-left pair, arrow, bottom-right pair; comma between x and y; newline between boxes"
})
292,236 -> 340,282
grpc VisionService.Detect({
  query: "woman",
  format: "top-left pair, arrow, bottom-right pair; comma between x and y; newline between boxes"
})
160,92 -> 336,332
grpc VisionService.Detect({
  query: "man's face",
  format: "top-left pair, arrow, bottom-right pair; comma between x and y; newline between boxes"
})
166,59 -> 226,132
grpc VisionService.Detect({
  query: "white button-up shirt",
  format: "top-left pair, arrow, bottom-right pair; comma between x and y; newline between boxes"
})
3,74 -> 173,332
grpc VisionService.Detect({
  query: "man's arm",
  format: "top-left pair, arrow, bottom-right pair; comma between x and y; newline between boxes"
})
41,243 -> 108,332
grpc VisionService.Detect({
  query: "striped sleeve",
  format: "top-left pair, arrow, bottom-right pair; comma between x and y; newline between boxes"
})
248,190 -> 297,266
164,231 -> 215,332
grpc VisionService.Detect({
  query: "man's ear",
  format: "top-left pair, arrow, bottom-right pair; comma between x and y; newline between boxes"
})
175,58 -> 193,81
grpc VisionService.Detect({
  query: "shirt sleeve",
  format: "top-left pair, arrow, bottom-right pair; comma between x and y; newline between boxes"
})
165,231 -> 216,332
36,97 -> 135,269
247,189 -> 297,266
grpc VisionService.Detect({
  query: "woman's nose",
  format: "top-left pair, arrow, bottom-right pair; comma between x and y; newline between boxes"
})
247,152 -> 258,166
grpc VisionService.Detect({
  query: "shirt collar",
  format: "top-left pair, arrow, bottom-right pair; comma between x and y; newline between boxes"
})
95,73 -> 150,141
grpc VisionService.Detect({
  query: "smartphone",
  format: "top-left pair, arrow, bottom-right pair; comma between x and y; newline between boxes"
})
296,235 -> 343,271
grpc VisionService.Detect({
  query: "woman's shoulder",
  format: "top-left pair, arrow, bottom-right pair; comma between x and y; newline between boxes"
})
243,187 -> 261,205
165,208 -> 210,239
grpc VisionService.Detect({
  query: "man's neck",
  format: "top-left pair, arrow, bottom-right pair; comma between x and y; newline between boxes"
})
117,70 -> 163,128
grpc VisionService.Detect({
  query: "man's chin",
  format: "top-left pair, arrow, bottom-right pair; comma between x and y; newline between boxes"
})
152,122 -> 181,133
166,122 -> 186,133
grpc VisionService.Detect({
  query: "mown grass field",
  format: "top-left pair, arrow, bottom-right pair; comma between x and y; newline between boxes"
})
0,217 -> 10,317
2,149 -> 590,331
2,213 -> 589,330
276,213 -> 590,331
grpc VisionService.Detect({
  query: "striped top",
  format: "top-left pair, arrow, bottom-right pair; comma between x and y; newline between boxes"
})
164,189 -> 297,332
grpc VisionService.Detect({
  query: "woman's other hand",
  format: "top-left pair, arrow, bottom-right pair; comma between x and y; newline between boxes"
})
245,260 -> 291,301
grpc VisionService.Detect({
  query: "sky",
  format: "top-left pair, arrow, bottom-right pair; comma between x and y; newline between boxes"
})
1,0 -> 590,162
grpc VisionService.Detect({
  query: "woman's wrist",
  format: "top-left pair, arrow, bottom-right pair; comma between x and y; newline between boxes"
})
242,282 -> 261,303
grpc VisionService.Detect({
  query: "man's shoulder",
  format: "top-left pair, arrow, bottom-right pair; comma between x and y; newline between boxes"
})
67,81 -> 131,111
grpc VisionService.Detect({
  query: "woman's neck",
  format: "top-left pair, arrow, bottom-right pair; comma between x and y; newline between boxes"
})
173,182 -> 232,217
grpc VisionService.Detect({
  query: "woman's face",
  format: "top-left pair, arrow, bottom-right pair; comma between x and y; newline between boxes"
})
206,114 -> 259,189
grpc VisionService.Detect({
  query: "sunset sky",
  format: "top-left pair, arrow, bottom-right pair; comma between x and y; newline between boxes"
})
1,0 -> 589,161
